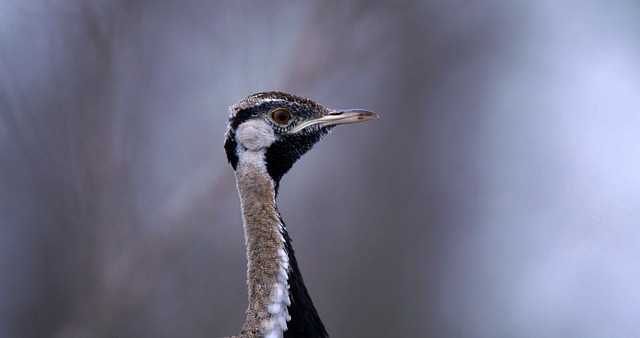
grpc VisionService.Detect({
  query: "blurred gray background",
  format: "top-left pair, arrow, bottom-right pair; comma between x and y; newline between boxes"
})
1,1 -> 639,337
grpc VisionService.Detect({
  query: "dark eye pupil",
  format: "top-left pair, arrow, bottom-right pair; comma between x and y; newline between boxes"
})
276,111 -> 287,121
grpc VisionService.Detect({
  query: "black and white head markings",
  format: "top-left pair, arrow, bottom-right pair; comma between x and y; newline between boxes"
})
225,91 -> 377,188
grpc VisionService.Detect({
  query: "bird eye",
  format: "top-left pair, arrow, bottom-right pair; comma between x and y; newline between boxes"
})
270,108 -> 292,125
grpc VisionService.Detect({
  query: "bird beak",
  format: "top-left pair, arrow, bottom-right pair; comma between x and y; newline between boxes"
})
288,109 -> 378,134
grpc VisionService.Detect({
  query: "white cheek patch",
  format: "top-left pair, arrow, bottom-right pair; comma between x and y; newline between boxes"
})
236,119 -> 276,151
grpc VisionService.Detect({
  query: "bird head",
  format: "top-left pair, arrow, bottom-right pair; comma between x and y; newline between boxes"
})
225,91 -> 377,184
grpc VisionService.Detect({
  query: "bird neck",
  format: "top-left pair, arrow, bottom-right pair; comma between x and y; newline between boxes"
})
235,150 -> 290,337
234,150 -> 327,338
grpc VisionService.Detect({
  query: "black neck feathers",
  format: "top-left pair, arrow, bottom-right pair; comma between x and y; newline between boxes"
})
264,129 -> 329,187
280,220 -> 329,338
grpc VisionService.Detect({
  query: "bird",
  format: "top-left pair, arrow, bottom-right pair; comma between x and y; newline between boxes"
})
224,91 -> 377,338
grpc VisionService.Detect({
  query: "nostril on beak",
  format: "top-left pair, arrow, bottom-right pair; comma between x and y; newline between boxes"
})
328,111 -> 342,116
